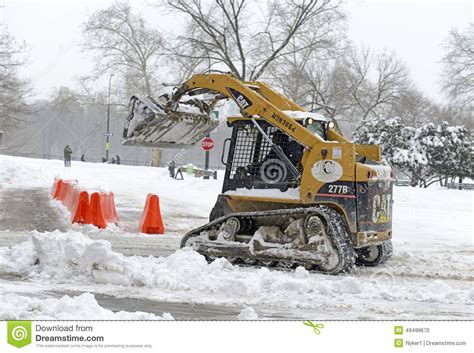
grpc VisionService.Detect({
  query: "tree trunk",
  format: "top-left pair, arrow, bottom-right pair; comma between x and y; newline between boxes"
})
151,148 -> 161,167
426,177 -> 441,188
143,72 -> 162,168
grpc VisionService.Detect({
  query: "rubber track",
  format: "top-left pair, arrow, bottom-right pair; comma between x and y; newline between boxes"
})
181,205 -> 356,274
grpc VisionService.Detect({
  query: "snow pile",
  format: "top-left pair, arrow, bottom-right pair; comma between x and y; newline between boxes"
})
237,307 -> 259,320
0,156 -> 68,187
0,237 -> 37,275
0,292 -> 173,320
1,230 -> 472,314
294,266 -> 310,279
1,231 -> 233,291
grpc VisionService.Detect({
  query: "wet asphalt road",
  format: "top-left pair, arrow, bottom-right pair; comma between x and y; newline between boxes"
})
0,186 -> 68,233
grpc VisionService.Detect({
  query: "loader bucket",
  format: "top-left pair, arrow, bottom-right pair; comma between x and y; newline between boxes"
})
122,95 -> 219,148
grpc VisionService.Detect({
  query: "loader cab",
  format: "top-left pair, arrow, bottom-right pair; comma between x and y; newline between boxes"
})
302,116 -> 330,140
222,113 -> 329,193
282,110 -> 330,140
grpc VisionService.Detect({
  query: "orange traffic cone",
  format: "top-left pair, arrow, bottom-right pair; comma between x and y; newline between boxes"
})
72,191 -> 92,224
103,192 -> 119,224
51,178 -> 64,199
51,179 -> 116,228
90,192 -> 107,229
140,194 -> 164,234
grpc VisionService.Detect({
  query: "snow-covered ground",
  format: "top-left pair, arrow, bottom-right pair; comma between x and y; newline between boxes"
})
0,154 -> 219,235
0,155 -> 473,319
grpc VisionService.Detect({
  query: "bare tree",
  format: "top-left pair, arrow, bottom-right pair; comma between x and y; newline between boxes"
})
161,0 -> 346,80
441,24 -> 474,106
387,88 -> 434,127
82,1 -> 165,97
0,24 -> 31,129
82,1 -> 166,165
429,102 -> 473,129
264,34 -> 346,105
339,47 -> 410,122
301,59 -> 354,118
268,44 -> 410,133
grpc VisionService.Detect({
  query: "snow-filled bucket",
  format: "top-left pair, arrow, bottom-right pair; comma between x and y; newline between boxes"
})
122,95 -> 219,148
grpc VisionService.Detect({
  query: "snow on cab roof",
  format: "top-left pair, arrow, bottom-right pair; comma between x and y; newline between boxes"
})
282,110 -> 328,122
227,110 -> 328,122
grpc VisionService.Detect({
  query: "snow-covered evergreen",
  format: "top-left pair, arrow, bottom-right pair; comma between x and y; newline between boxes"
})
354,117 -> 472,187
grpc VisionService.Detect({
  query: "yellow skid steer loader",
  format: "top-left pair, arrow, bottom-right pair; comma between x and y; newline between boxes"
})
122,73 -> 394,274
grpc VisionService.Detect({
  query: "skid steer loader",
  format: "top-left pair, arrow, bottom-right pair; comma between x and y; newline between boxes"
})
122,73 -> 394,274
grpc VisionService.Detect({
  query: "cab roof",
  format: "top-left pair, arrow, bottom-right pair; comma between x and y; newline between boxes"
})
227,110 -> 328,123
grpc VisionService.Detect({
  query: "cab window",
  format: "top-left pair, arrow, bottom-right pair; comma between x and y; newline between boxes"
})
306,121 -> 327,140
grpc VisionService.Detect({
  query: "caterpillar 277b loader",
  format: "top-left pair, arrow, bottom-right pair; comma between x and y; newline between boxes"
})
123,73 -> 394,274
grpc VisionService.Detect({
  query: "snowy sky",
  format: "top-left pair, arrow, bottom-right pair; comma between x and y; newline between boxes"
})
0,0 -> 472,101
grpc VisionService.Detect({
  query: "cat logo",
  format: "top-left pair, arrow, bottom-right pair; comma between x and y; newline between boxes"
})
377,210 -> 389,223
372,194 -> 391,223
226,87 -> 252,110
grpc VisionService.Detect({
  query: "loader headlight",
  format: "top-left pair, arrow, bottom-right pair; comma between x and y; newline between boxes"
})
304,117 -> 314,126
328,121 -> 335,129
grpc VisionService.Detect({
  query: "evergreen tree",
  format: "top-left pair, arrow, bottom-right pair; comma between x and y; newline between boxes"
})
354,117 -> 472,187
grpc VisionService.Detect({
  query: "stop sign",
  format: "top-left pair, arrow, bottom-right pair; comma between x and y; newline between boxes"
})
201,137 -> 214,151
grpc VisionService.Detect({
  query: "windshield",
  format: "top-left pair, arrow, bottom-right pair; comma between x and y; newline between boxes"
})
306,122 -> 327,140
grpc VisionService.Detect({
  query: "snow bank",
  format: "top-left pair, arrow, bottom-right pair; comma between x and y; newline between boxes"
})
0,292 -> 173,320
1,230 -> 472,313
237,307 -> 259,320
